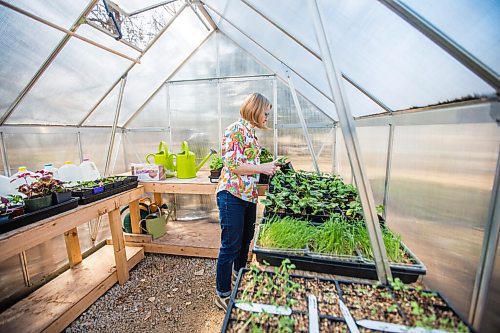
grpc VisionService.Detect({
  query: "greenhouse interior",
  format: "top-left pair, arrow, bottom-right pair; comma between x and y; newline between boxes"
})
0,0 -> 499,332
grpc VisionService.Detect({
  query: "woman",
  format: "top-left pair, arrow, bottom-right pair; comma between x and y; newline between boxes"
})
214,93 -> 276,310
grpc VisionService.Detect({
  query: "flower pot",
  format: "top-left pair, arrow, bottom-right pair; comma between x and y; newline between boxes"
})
9,206 -> 25,218
52,191 -> 72,204
210,169 -> 222,178
24,195 -> 52,213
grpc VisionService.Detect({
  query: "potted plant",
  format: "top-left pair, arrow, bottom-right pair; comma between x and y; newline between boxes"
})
258,147 -> 274,184
0,196 -> 11,223
6,194 -> 24,218
14,171 -> 65,212
209,156 -> 223,178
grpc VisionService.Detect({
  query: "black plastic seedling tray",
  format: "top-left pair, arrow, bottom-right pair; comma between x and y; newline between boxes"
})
221,268 -> 475,333
77,179 -> 138,205
0,198 -> 79,234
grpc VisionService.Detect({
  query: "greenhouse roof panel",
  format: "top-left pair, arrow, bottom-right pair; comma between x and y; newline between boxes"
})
6,0 -> 89,29
402,0 -> 500,75
6,24 -> 133,125
84,7 -> 212,126
0,7 -> 65,119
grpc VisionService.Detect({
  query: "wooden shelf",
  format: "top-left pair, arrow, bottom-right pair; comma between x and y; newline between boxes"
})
0,245 -> 144,333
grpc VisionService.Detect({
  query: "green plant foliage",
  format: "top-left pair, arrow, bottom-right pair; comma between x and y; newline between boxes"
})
309,214 -> 357,256
259,147 -> 274,163
258,216 -> 316,250
209,156 -> 223,170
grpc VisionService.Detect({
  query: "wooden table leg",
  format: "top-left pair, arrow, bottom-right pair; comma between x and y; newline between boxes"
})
129,199 -> 141,234
64,227 -> 82,267
154,192 -> 162,206
108,209 -> 128,285
168,193 -> 177,221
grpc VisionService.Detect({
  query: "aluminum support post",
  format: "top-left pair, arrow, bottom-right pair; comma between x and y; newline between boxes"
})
104,75 -> 127,176
309,0 -> 392,283
469,145 -> 500,330
285,68 -> 320,174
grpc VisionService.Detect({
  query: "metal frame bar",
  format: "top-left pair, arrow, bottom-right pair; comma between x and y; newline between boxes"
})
78,3 -> 188,126
195,1 -> 217,30
211,28 -> 329,119
469,144 -> 500,330
77,131 -> 84,163
332,124 -> 337,174
0,0 -> 99,125
273,77 -> 278,158
239,0 -> 393,113
216,32 -> 222,147
285,68 -> 320,174
128,0 -> 179,17
309,0 -> 392,283
378,0 -> 500,93
1,132 -> 10,176
168,74 -> 276,84
85,20 -> 144,53
122,30 -> 215,128
188,1 -> 211,31
202,3 -> 335,107
166,83 -> 172,146
382,123 -> 395,221
104,75 -> 127,176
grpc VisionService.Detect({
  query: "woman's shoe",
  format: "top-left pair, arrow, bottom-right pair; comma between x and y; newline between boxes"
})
214,294 -> 230,311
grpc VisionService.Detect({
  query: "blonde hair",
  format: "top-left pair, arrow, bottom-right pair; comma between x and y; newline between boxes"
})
240,93 -> 272,129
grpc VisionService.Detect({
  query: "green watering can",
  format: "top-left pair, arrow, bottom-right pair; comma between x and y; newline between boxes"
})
145,141 -> 176,175
176,141 -> 216,179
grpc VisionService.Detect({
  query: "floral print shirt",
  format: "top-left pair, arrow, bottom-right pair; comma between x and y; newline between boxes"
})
216,118 -> 261,203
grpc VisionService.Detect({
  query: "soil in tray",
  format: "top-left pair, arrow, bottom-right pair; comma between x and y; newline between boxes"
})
320,318 -> 349,333
392,288 -> 470,332
339,283 -> 405,324
288,277 -> 342,317
227,309 -> 308,332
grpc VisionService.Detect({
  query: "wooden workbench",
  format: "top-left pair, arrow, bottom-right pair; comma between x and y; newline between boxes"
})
126,172 -> 267,258
0,187 -> 145,333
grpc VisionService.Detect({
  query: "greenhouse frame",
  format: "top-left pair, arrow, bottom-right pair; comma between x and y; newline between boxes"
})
0,0 -> 498,332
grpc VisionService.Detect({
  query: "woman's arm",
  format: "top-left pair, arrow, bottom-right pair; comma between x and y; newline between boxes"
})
233,162 -> 276,176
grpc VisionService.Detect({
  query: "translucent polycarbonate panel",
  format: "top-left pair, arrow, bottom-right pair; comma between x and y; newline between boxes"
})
4,133 -> 79,174
403,0 -> 500,74
204,0 -> 330,98
343,80 -> 387,116
123,132 -> 171,169
110,132 -> 128,175
115,0 -> 179,14
209,9 -> 336,119
26,234 -> 68,286
171,32 -> 217,81
83,82 -> 120,126
218,32 -> 272,77
77,218 -> 111,254
387,123 -> 499,317
237,0 -> 495,111
0,253 -> 25,307
7,0 -> 88,28
169,82 -> 218,170
79,132 -> 113,176
276,80 -> 334,125
481,239 -> 500,332
87,0 -> 183,50
220,79 -> 274,141
316,0 -> 495,110
84,8 -> 211,126
7,30 -> 132,125
173,194 -> 218,222
335,126 -> 389,201
126,85 -> 168,128
0,8 -> 64,118
77,23 -> 140,59
277,128 -> 333,173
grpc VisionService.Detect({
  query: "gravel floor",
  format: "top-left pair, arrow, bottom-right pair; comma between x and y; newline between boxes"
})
65,254 -> 225,333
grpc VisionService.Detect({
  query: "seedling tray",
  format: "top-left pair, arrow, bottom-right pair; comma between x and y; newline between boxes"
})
221,268 -> 474,333
77,180 -> 138,205
0,198 -> 79,234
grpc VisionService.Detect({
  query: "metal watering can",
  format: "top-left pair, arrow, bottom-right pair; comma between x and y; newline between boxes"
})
176,141 -> 216,179
145,141 -> 176,175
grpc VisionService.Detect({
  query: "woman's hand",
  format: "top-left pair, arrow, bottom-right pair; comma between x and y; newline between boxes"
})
259,162 -> 277,175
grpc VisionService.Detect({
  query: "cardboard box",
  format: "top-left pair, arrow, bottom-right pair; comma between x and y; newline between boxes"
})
131,163 -> 165,181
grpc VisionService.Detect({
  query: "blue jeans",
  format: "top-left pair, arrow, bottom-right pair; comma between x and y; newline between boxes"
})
216,190 -> 257,297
